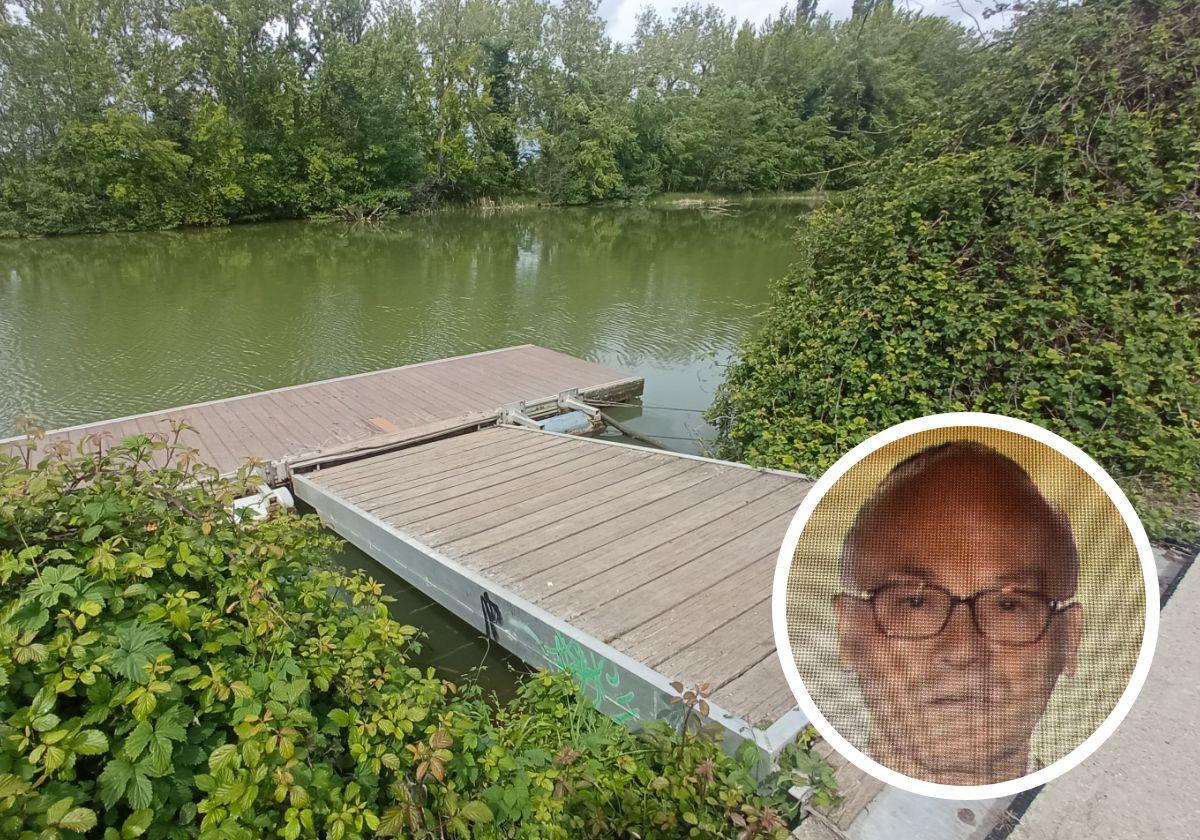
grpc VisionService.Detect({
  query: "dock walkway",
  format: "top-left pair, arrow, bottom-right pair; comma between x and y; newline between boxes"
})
293,425 -> 814,752
2,345 -> 641,478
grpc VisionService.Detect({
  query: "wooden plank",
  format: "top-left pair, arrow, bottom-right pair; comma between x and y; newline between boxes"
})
258,391 -> 336,451
441,457 -> 705,563
483,467 -> 763,589
319,366 -> 434,417
403,446 -> 629,531
2,345 -> 642,475
402,362 -> 509,410
288,414 -> 494,474
553,487 -> 805,623
611,553 -> 777,656
384,444 -> 668,534
576,507 -> 796,641
215,400 -> 281,465
494,471 -> 787,594
316,426 -> 539,492
649,596 -> 774,686
314,422 -> 509,481
306,380 -> 395,435
711,654 -> 797,727
370,440 -> 623,522
257,388 -> 348,455
368,417 -> 402,434
235,387 -> 311,458
295,424 -> 819,734
374,363 -> 474,407
347,435 -> 578,512
188,416 -> 241,474
399,352 -> 532,409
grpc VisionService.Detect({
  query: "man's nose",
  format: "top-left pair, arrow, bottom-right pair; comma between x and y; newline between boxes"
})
934,602 -> 988,668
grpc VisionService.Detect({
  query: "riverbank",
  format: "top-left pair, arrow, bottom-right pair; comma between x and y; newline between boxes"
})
0,190 -> 827,240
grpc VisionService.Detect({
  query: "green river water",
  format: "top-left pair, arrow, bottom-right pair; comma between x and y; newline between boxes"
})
0,200 -> 803,693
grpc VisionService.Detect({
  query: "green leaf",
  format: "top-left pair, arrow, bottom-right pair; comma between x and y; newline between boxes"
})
73,728 -> 109,755
31,713 -> 61,732
376,807 -> 407,838
127,773 -> 153,809
98,759 -> 135,809
171,665 -> 201,681
124,722 -> 153,761
59,807 -> 98,832
155,707 -> 189,742
83,494 -> 127,525
0,774 -> 32,799
145,732 -> 174,774
121,808 -> 154,837
459,800 -> 493,824
47,796 -> 74,824
107,622 -> 170,683
207,743 -> 239,773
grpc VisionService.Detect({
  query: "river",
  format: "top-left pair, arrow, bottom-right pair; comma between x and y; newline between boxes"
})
0,200 -> 803,693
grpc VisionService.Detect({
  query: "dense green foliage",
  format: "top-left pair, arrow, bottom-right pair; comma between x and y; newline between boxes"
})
0,0 -> 976,235
0,428 -> 834,838
710,0 -> 1200,536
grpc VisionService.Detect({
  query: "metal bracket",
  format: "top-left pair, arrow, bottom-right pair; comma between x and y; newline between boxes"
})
557,388 -> 600,419
499,401 -> 542,430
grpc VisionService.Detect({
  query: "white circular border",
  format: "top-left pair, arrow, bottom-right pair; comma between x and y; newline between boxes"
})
771,412 -> 1160,800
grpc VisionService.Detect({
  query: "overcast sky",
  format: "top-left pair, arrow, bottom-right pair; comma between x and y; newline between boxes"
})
597,0 -> 1011,43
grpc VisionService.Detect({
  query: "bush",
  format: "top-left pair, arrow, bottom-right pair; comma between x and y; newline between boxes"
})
0,428 -> 828,838
710,0 -> 1200,537
0,114 -> 195,236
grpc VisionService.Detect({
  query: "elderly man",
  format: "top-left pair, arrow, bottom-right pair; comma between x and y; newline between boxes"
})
833,441 -> 1083,785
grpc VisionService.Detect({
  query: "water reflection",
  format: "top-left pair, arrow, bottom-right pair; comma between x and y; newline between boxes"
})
0,203 -> 802,450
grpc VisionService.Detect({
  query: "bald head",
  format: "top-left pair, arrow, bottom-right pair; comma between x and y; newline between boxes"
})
840,441 -> 1079,599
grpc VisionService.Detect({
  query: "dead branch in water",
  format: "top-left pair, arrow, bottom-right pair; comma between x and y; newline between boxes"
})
334,201 -> 388,223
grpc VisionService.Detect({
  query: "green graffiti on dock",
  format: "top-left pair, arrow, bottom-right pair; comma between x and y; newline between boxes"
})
543,632 -> 639,724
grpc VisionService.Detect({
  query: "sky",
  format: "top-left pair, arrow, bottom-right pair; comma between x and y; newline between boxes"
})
597,0 -> 1011,43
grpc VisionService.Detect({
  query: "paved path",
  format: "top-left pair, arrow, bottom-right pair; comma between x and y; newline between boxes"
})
1008,558 -> 1199,840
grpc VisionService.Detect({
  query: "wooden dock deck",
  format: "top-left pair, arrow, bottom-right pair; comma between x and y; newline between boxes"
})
293,424 -> 815,757
6,344 -> 814,764
1,345 -> 642,477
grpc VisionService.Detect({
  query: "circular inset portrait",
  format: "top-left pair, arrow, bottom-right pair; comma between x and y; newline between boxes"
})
773,413 -> 1157,800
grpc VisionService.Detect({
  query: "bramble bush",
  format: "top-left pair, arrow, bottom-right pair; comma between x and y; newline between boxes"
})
0,427 -> 832,838
710,0 -> 1200,537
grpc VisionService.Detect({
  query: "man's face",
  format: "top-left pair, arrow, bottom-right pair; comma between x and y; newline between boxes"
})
833,453 -> 1082,785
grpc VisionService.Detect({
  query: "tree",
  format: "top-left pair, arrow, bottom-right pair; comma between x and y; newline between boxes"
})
0,0 -> 979,233
710,0 -> 1200,537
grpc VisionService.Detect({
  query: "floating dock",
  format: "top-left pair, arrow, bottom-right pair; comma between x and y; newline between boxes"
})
3,345 -> 641,480
294,425 -> 813,758
3,344 -> 812,764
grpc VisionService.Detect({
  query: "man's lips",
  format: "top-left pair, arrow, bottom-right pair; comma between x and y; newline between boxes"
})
922,687 -> 991,708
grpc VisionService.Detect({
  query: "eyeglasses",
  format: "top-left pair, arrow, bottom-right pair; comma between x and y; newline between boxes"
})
848,582 -> 1070,646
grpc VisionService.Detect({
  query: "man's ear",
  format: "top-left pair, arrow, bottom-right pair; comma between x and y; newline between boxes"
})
833,594 -> 874,670
1056,603 -> 1083,678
